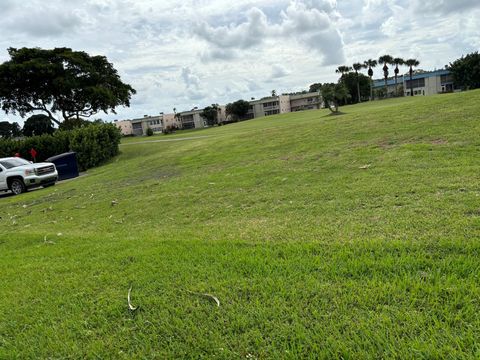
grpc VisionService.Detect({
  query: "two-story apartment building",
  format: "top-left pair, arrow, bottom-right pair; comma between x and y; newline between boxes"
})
289,92 -> 323,112
403,69 -> 456,96
247,95 -> 291,119
246,92 -> 321,119
115,114 -> 165,136
373,69 -> 457,98
115,92 -> 324,135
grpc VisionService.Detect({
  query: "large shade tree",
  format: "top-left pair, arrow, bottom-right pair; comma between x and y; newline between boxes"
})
22,114 -> 55,137
448,52 -> 480,90
378,55 -> 394,98
364,59 -> 377,101
340,72 -> 371,104
0,121 -> 21,138
405,59 -> 420,96
201,104 -> 220,126
0,47 -> 136,125
226,100 -> 250,121
309,83 -> 323,93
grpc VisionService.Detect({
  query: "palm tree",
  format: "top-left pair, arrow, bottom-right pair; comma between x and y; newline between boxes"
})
378,55 -> 394,98
336,65 -> 352,77
364,59 -> 377,101
405,59 -> 420,97
393,58 -> 404,96
352,62 -> 364,103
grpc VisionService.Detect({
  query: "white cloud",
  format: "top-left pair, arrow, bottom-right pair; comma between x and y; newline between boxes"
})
196,0 -> 345,65
0,0 -> 477,124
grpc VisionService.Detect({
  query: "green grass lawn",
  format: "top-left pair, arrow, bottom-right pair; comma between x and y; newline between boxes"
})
1,91 -> 480,358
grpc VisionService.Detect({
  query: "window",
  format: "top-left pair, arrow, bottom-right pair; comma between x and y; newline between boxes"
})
264,109 -> 280,116
405,78 -> 425,88
0,158 -> 30,169
181,115 -> 195,129
263,101 -> 279,108
440,74 -> 453,84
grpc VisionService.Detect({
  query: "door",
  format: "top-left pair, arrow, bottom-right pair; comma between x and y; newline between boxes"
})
0,166 -> 6,190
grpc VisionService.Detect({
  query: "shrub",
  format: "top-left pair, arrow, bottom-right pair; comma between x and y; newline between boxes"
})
163,125 -> 178,135
0,123 -> 121,171
146,127 -> 154,136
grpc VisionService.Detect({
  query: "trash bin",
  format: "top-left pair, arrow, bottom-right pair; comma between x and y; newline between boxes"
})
46,152 -> 79,181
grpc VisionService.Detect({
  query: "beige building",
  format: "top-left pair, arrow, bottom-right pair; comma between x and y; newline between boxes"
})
373,69 -> 456,98
129,115 -> 164,136
115,92 -> 324,135
247,92 -> 322,119
289,92 -> 323,112
178,109 -> 205,130
403,69 -> 456,96
177,106 -> 227,130
114,120 -> 133,136
247,95 -> 291,119
162,113 -> 181,129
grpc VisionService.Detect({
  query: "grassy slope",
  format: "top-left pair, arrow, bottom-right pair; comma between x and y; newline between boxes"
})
1,91 -> 480,358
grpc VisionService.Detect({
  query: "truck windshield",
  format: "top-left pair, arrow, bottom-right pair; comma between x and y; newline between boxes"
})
0,158 -> 30,169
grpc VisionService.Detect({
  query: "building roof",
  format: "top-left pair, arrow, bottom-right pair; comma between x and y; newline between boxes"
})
131,115 -> 164,123
407,69 -> 450,80
289,91 -> 321,100
249,96 -> 278,105
373,75 -> 404,88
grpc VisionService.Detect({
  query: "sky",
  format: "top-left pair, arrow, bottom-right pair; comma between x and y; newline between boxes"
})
0,0 -> 479,125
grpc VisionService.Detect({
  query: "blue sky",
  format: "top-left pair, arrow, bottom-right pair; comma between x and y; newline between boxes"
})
0,0 -> 478,124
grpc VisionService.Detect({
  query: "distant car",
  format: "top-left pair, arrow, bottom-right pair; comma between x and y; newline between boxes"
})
0,157 -> 58,195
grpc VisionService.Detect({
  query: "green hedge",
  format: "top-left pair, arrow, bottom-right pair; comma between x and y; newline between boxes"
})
0,124 -> 121,171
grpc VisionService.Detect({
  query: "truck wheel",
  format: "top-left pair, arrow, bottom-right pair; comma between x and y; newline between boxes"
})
10,179 -> 26,195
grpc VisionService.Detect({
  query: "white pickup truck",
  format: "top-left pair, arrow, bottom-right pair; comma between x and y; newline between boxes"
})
0,157 -> 58,195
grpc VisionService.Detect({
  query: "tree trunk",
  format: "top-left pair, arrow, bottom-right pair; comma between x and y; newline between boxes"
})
356,71 -> 361,103
384,77 -> 388,99
47,113 -> 61,126
370,76 -> 373,101
410,67 -> 414,96
394,75 -> 398,97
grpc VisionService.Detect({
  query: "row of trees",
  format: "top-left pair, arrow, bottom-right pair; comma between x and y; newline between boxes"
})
0,114 -> 105,139
448,52 -> 480,90
198,100 -> 251,126
336,56 -> 420,102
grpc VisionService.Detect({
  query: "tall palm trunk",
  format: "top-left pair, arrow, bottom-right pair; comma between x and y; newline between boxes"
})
383,65 -> 388,98
409,67 -> 414,96
394,73 -> 398,97
369,76 -> 373,100
356,71 -> 361,103
368,68 -> 374,101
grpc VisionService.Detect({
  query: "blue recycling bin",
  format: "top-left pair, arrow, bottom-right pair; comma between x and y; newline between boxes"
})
46,152 -> 79,181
